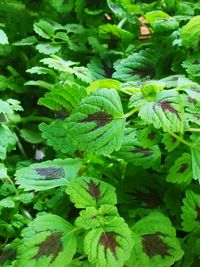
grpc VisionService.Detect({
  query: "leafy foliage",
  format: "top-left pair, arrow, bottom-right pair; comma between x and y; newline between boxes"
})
1,1 -> 200,266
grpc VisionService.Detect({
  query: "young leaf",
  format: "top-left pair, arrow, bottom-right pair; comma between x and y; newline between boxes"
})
15,158 -> 81,191
66,177 -> 117,208
181,190 -> 200,232
16,214 -> 77,267
84,217 -> 133,267
75,205 -> 119,230
127,212 -> 184,267
63,88 -> 125,155
166,153 -> 192,184
33,20 -> 55,39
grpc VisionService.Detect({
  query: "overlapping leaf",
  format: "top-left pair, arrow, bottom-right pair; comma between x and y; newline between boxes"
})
112,49 -> 157,82
114,128 -> 161,169
181,16 -> 200,48
15,214 -> 77,267
38,83 -> 87,112
66,177 -> 117,208
15,158 -> 81,191
181,190 -> 200,232
166,153 -> 192,184
62,88 -> 125,155
84,217 -> 133,267
129,89 -> 184,132
127,212 -> 184,267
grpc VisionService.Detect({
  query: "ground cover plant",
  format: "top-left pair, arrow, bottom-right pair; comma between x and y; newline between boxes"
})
0,0 -> 200,266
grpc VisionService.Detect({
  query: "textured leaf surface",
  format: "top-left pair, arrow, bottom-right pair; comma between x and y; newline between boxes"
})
66,177 -> 117,208
38,83 -> 86,112
131,90 -> 184,132
191,137 -> 200,183
166,153 -> 192,184
181,190 -> 200,232
15,214 -> 77,267
112,49 -> 157,82
15,158 -> 81,191
63,88 -> 125,155
181,16 -> 200,48
84,217 -> 133,267
75,205 -> 119,230
127,212 -> 184,267
114,129 -> 161,169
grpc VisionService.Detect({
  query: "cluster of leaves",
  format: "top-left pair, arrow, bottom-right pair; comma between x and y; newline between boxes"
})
1,0 -> 200,266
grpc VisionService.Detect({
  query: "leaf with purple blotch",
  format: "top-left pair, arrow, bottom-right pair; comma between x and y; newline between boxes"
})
15,158 -> 81,191
84,217 -> 133,267
15,214 -> 77,267
66,177 -> 117,208
166,153 -> 192,184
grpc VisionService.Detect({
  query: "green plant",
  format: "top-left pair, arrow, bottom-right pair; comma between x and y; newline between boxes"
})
1,0 -> 200,266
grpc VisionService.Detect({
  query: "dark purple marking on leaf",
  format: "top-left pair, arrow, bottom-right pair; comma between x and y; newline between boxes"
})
55,109 -> 69,120
81,111 -> 112,130
99,232 -> 121,257
187,97 -> 197,105
103,62 -> 114,78
158,102 -> 180,118
36,167 -> 65,180
142,232 -> 170,258
169,77 -> 179,82
127,189 -> 161,209
195,207 -> 200,221
148,132 -> 156,140
133,146 -> 153,156
178,163 -> 189,173
131,68 -> 155,78
0,248 -> 16,265
34,232 -> 63,263
195,115 -> 200,120
85,179 -> 101,202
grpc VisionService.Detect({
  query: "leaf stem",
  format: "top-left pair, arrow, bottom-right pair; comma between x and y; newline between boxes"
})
19,116 -> 53,124
169,132 -> 193,148
188,128 -> 200,133
124,107 -> 139,118
118,18 -> 127,28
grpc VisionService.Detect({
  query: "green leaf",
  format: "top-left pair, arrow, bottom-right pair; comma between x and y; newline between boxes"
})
166,153 -> 192,184
15,158 -> 81,191
182,53 -> 200,78
36,43 -> 61,55
0,124 -> 16,160
75,205 -> 119,230
191,137 -> 200,183
112,49 -> 157,82
84,217 -> 133,267
63,88 -> 125,155
127,212 -> 184,267
0,29 -> 9,45
38,83 -> 87,112
33,20 -> 55,39
130,90 -> 184,133
13,36 -> 38,46
145,11 -> 170,25
181,16 -> 200,48
66,177 -> 117,208
87,79 -> 121,94
40,55 -> 77,73
39,119 -> 77,153
16,214 -> 77,267
181,190 -> 200,232
114,128 -> 161,169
